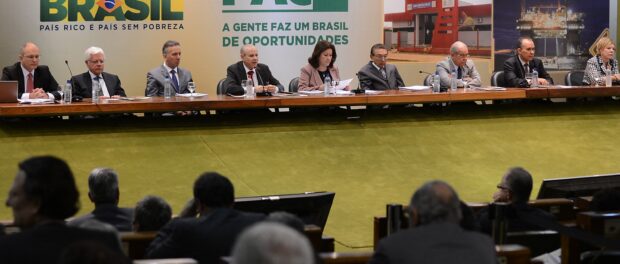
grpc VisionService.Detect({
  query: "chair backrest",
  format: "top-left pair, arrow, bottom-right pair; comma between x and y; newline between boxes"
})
491,71 -> 506,87
289,77 -> 300,92
423,74 -> 433,86
216,78 -> 227,95
565,70 -> 585,86
505,230 -> 560,257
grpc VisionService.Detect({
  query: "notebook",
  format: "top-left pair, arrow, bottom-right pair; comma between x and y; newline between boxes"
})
0,81 -> 18,103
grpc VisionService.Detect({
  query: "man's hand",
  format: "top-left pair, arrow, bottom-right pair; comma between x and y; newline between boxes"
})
30,88 -> 47,99
538,78 -> 549,86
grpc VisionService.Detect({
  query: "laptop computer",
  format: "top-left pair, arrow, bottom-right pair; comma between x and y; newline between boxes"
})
0,81 -> 18,103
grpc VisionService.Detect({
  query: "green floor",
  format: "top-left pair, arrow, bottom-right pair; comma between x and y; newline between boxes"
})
1,102 -> 620,251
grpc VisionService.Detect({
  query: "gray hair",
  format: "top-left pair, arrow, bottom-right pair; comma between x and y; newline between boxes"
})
88,168 -> 118,204
504,167 -> 533,204
232,222 -> 314,264
133,195 -> 172,232
162,40 -> 180,56
240,44 -> 256,55
450,41 -> 467,55
84,46 -> 105,61
410,180 -> 462,225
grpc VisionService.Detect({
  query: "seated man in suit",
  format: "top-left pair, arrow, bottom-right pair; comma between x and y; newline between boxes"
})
504,37 -> 553,87
358,43 -> 405,90
0,156 -> 122,264
146,40 -> 193,97
477,167 -> 555,235
68,168 -> 134,232
71,46 -> 126,99
436,41 -> 482,88
1,42 -> 60,100
146,172 -> 264,263
369,180 -> 496,264
224,44 -> 282,95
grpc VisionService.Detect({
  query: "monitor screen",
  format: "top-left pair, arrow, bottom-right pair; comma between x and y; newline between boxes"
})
233,191 -> 335,230
537,173 -> 620,199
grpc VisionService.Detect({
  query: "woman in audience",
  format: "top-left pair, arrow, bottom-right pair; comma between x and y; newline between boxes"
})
583,37 -> 620,86
298,40 -> 348,91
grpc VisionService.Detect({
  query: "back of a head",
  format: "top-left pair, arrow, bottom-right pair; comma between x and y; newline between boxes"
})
88,168 -> 119,205
410,180 -> 462,226
505,167 -> 533,204
133,195 -> 172,231
18,156 -> 79,220
232,222 -> 314,264
590,188 -> 620,212
266,211 -> 305,234
193,172 -> 234,208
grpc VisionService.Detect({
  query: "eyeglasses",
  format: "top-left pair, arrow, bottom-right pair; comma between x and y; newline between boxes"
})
88,60 -> 105,64
496,184 -> 510,191
23,55 -> 39,60
457,53 -> 470,58
374,54 -> 388,59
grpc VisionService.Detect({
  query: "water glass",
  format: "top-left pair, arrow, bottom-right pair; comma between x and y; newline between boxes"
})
188,82 -> 196,95
524,73 -> 533,86
242,80 -> 254,98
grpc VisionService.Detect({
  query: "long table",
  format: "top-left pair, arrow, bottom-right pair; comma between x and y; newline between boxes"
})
0,86 -> 618,117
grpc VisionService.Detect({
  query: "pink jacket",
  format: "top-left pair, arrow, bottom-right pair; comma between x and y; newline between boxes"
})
298,64 -> 341,91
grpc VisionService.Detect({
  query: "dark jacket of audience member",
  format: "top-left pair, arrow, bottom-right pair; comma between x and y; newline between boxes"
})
590,188 -> 620,212
0,156 -> 122,264
133,195 -> 172,232
146,172 -> 264,263
69,168 -> 134,231
369,180 -> 497,264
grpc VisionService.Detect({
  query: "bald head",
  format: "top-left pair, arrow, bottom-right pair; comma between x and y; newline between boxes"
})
240,44 -> 258,69
19,42 -> 40,72
410,180 -> 462,226
450,41 -> 469,67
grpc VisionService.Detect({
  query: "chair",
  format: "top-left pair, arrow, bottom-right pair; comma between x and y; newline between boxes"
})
216,78 -> 227,95
491,71 -> 506,87
565,70 -> 585,86
289,77 -> 299,92
423,74 -> 433,86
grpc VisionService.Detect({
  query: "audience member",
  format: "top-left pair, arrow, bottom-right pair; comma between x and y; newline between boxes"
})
503,37 -> 553,87
299,40 -> 348,91
583,37 -> 620,86
146,172 -> 264,263
369,180 -> 496,264
266,211 -> 305,234
477,167 -> 555,235
1,42 -> 60,99
71,46 -> 126,99
133,195 -> 172,232
0,156 -> 122,264
358,43 -> 405,90
232,222 -> 315,264
436,41 -> 481,88
146,40 -> 194,96
69,168 -> 134,231
224,44 -> 283,95
58,240 -> 130,264
590,188 -> 620,211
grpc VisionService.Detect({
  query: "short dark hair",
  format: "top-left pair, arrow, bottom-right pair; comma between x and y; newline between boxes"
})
193,172 -> 234,208
410,180 -> 462,226
504,167 -> 533,204
266,211 -> 305,234
590,188 -> 620,212
516,36 -> 533,49
88,168 -> 118,205
308,40 -> 337,69
18,156 -> 79,220
133,195 -> 172,232
162,40 -> 180,56
370,43 -> 387,56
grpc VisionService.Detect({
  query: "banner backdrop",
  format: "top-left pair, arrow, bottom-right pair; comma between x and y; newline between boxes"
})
0,0 -> 383,96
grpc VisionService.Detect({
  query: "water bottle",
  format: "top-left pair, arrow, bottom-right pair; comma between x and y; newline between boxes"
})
92,79 -> 100,103
531,69 -> 539,88
63,80 -> 72,104
164,76 -> 173,98
605,68 -> 612,87
324,76 -> 332,95
450,69 -> 457,91
432,73 -> 440,93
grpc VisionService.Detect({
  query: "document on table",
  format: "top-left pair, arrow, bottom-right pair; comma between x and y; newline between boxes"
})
299,90 -> 323,94
176,93 -> 207,97
334,79 -> 353,90
475,87 -> 507,91
399,85 -> 431,91
18,98 -> 55,104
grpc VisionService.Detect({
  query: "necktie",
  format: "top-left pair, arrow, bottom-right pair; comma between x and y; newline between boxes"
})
94,76 -> 103,96
248,70 -> 255,85
524,63 -> 530,74
381,68 -> 387,79
170,70 -> 180,93
457,67 -> 463,79
26,72 -> 34,93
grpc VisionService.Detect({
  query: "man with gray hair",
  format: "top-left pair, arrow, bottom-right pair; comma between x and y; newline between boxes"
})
232,222 -> 314,264
71,46 -> 126,100
146,40 -> 194,97
369,180 -> 496,264
69,168 -> 134,232
436,41 -> 481,89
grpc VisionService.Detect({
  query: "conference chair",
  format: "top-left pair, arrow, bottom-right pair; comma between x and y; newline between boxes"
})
216,78 -> 226,95
289,77 -> 299,93
565,70 -> 585,86
423,74 -> 433,86
491,71 -> 507,87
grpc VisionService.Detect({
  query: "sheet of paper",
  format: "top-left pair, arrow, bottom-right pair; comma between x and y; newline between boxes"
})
399,85 -> 431,91
334,78 -> 352,90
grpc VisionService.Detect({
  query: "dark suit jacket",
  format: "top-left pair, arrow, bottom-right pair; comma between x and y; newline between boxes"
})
68,204 -> 134,232
357,61 -> 405,90
369,222 -> 497,264
71,71 -> 126,99
0,222 -> 122,264
1,62 -> 60,99
503,56 -> 553,88
224,61 -> 282,95
146,208 -> 264,263
477,202 -> 556,235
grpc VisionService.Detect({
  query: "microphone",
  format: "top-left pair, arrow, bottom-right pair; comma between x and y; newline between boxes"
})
353,73 -> 365,94
419,70 -> 434,76
64,60 -> 82,102
65,60 -> 74,77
